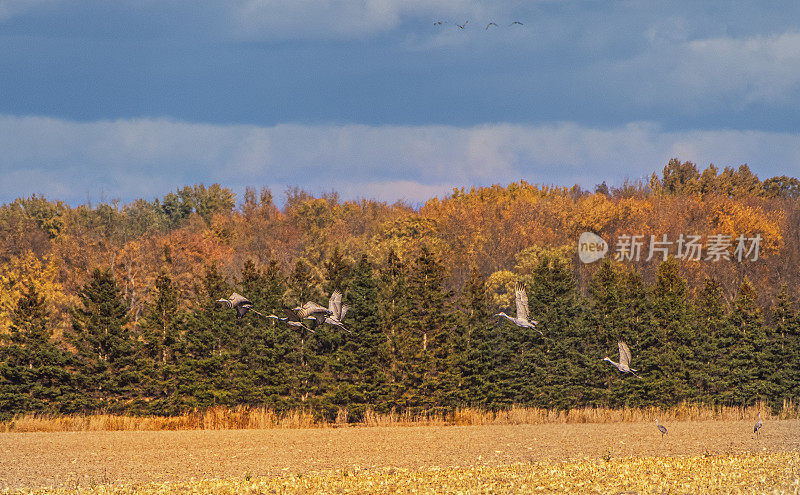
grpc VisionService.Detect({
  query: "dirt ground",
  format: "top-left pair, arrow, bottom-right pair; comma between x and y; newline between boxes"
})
0,420 -> 796,491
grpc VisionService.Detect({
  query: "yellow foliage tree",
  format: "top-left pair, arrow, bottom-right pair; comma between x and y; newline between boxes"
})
0,251 -> 74,334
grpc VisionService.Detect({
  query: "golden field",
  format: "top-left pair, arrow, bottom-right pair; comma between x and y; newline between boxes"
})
11,452 -> 800,494
1,419 -> 798,493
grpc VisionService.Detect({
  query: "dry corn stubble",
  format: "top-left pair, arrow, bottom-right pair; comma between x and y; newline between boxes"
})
16,451 -> 799,494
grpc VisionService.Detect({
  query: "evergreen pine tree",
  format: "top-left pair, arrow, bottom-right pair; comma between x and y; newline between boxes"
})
523,255 -> 585,409
583,258 -> 625,405
234,259 -> 295,411
138,272 -> 182,413
0,283 -> 80,418
69,268 -> 138,411
452,267 -> 499,408
177,263 -> 236,408
645,258 -> 693,405
377,249 -> 410,408
333,254 -> 390,419
288,258 -> 322,307
723,278 -> 769,405
693,278 -> 728,404
286,258 -> 326,412
591,266 -> 651,408
769,285 -> 799,408
323,247 -> 352,295
403,246 -> 454,412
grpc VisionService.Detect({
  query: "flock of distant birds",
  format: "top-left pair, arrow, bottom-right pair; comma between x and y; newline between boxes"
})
217,290 -> 350,334
434,20 -> 525,30
217,283 -> 766,440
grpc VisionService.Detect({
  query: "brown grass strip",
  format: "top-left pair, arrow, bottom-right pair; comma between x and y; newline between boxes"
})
2,400 -> 798,432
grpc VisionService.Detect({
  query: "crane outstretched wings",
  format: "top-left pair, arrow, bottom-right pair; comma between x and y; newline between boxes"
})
515,283 -> 530,321
618,341 -> 632,368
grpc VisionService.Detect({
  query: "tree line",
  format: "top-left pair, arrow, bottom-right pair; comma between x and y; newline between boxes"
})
1,159 -> 799,420
1,251 -> 798,421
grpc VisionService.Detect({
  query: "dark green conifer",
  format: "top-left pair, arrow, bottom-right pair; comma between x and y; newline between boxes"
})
404,246 -> 453,412
646,258 -> 693,405
524,255 -> 585,409
0,283 -> 80,418
769,285 -> 799,409
693,278 -> 728,403
138,272 -> 181,413
452,267 -> 499,408
723,278 -> 769,405
333,254 -> 390,419
234,259 -> 295,411
377,249 -> 410,406
69,268 -> 137,411
177,263 -> 236,408
323,247 -> 352,295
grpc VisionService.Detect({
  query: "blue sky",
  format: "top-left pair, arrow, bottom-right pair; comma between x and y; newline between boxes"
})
2,1 -> 800,205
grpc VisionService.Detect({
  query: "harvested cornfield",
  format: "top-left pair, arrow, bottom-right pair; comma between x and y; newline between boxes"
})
18,451 -> 800,494
1,419 -> 798,492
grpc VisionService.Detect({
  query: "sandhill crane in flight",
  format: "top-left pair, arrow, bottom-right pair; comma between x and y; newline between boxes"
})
510,21 -> 524,26
495,282 -> 542,335
603,341 -> 642,378
322,289 -> 351,333
486,22 -> 498,30
456,20 -> 468,29
266,306 -> 316,333
298,300 -> 334,330
434,20 -> 444,26
216,292 -> 265,318
754,412 -> 763,438
655,419 -> 667,438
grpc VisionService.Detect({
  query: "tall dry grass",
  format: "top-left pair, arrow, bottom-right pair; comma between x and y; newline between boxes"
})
2,400 -> 797,433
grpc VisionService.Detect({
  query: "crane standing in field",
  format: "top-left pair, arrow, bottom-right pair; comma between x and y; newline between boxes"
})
754,412 -> 763,438
603,341 -> 642,378
655,419 -> 667,438
495,282 -> 542,335
216,292 -> 266,318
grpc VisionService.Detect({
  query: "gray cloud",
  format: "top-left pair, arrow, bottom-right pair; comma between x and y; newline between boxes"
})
611,29 -> 800,111
1,115 -> 798,206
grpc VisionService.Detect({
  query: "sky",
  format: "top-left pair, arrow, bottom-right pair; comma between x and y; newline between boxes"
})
2,0 -> 800,206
